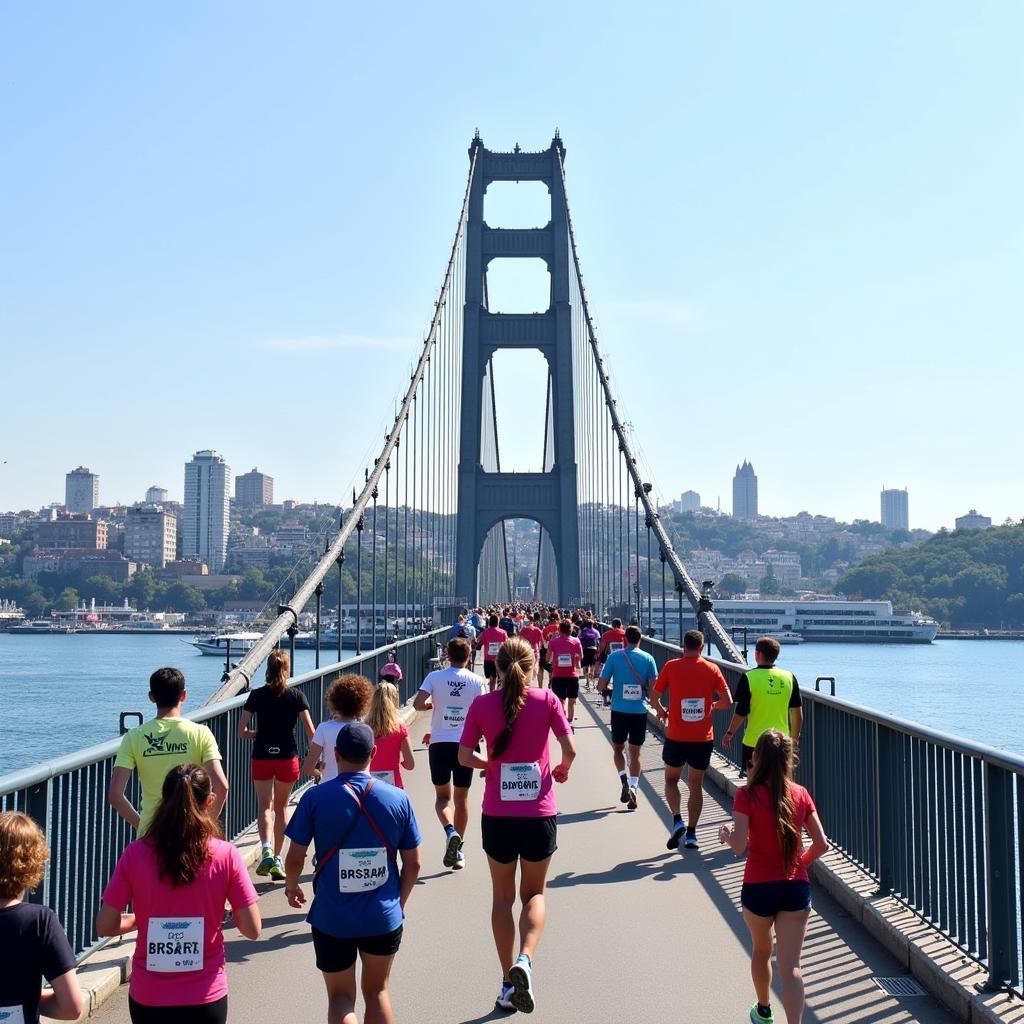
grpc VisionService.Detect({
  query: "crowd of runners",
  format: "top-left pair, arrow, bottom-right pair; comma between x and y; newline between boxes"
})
0,603 -> 825,1024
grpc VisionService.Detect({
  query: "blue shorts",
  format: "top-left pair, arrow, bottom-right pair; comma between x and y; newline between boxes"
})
741,880 -> 812,917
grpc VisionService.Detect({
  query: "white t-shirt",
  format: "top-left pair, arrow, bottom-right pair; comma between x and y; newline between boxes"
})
419,666 -> 487,744
310,719 -> 351,782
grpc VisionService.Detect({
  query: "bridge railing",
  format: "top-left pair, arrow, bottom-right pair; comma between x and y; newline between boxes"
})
0,628 -> 446,963
638,633 -> 1024,995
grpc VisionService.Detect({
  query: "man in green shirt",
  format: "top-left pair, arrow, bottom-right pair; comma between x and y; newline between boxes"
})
108,667 -> 228,834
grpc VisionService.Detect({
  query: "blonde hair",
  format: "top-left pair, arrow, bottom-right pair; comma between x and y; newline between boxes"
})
493,637 -> 534,757
0,811 -> 49,899
367,681 -> 401,738
265,649 -> 290,693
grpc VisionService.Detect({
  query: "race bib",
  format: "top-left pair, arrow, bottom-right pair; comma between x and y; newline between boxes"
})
370,770 -> 396,786
557,653 -> 572,668
487,642 -> 500,656
442,705 -> 466,730
338,847 -> 388,893
500,761 -> 542,801
609,641 -> 624,652
146,917 -> 204,973
0,1008 -> 25,1024
681,697 -> 706,721
622,682 -> 642,701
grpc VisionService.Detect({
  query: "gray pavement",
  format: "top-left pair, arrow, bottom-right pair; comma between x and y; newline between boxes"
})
91,690 -> 957,1023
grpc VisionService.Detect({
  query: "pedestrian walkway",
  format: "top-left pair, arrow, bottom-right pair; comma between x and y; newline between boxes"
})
90,691 -> 957,1023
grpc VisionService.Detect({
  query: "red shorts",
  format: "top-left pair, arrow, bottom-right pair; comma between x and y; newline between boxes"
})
251,757 -> 300,782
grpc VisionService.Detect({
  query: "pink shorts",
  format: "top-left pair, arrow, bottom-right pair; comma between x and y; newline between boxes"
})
251,757 -> 300,782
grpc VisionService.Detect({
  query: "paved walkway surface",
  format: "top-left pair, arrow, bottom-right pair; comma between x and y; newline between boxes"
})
92,690 -> 957,1023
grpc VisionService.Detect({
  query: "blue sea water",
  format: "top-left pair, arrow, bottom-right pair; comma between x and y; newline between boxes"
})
0,634 -> 1020,778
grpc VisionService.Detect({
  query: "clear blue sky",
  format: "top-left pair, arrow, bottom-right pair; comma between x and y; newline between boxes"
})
1,2 -> 1020,532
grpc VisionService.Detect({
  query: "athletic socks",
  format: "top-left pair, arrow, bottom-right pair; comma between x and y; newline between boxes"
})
444,824 -> 457,839
629,776 -> 639,790
672,813 -> 683,826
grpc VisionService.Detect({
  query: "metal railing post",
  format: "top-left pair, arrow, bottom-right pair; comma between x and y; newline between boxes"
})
984,763 -> 1016,991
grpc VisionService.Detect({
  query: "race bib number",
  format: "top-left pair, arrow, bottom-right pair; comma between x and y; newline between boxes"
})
442,705 -> 466,730
370,770 -> 395,786
622,682 -> 642,701
557,653 -> 572,668
681,697 -> 706,721
609,641 -> 624,652
487,642 -> 500,656
338,847 -> 389,892
500,761 -> 542,801
146,917 -> 204,973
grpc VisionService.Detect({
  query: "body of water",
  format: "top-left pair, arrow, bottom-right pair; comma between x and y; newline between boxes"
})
0,634 -> 1021,778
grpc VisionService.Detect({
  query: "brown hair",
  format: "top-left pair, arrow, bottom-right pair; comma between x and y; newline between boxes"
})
559,619 -> 571,635
447,637 -> 471,664
625,625 -> 642,644
367,682 -> 401,738
747,730 -> 800,872
683,629 -> 704,652
327,673 -> 373,718
755,636 -> 781,662
492,637 -> 534,758
0,811 -> 49,899
145,764 -> 221,886
265,650 -> 290,693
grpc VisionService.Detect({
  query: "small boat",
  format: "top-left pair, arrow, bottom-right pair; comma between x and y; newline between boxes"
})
189,632 -> 262,656
769,630 -> 804,645
9,620 -> 76,634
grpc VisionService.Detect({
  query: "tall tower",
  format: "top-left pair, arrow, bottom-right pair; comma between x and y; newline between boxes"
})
65,467 -> 99,513
183,450 -> 231,572
732,461 -> 758,520
880,487 -> 909,531
454,134 -> 581,604
235,468 -> 274,507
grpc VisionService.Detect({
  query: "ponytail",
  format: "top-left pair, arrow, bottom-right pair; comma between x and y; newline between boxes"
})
367,682 -> 401,738
265,650 -> 290,693
146,764 -> 220,886
747,729 -> 799,871
492,636 -> 534,758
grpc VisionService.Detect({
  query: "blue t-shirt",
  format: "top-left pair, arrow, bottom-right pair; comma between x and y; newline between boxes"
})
285,772 -> 421,938
600,647 -> 658,714
499,617 -> 517,636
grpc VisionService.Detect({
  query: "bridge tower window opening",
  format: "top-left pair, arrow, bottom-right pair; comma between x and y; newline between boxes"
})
476,517 -> 552,606
484,181 -> 552,229
486,350 -> 550,473
484,258 -> 551,314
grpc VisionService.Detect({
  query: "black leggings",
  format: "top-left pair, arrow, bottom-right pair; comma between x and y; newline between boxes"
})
129,995 -> 228,1024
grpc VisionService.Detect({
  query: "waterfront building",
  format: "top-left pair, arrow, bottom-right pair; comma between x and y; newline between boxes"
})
159,558 -> 209,579
35,514 -> 108,550
22,549 -> 136,582
955,509 -> 992,531
880,487 -> 910,531
124,505 -> 177,569
145,486 -> 168,503
235,467 -> 274,507
732,460 -> 758,520
65,466 -> 99,513
183,450 -> 231,573
679,489 -> 700,513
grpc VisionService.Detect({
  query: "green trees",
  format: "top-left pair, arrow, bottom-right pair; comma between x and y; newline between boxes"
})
717,573 -> 748,598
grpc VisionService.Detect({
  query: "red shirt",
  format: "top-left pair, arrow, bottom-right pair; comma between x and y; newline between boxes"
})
598,627 -> 626,657
652,655 -> 728,743
541,622 -> 560,644
547,635 -> 582,678
478,627 -> 508,662
519,625 -> 543,655
734,782 -> 816,883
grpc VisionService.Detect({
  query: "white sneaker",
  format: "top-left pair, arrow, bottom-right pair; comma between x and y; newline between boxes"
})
509,959 -> 535,1014
454,849 -> 466,870
495,982 -> 516,1012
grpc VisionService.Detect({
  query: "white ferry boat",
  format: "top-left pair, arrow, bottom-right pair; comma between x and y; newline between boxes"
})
190,632 -> 262,656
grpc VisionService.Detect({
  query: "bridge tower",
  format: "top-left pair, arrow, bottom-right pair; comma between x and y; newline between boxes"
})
454,133 -> 581,605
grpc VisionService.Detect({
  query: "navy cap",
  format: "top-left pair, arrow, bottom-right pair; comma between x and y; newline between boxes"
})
335,721 -> 375,762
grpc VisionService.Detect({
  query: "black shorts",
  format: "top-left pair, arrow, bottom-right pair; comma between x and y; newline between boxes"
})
663,739 -> 714,771
581,648 -> 597,668
129,996 -> 227,1024
484,660 -> 497,679
742,744 -> 755,772
481,814 -> 557,864
538,646 -> 547,666
741,880 -> 812,918
429,741 -> 474,789
312,924 -> 404,972
551,677 -> 579,701
610,711 -> 647,746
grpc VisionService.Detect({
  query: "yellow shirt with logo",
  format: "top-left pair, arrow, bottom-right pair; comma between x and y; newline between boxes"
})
114,717 -> 221,834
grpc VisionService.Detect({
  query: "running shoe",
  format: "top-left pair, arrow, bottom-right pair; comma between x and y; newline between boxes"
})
619,777 -> 631,804
256,850 -> 276,876
454,849 -> 466,870
268,857 -> 286,880
495,983 -> 517,1012
508,959 -> 535,1014
683,830 -> 699,850
627,787 -> 638,810
749,1004 -> 775,1023
443,831 -> 463,868
666,822 -> 685,851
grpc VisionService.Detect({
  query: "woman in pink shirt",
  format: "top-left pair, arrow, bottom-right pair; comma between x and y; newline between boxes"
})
459,636 -> 576,1016
367,681 -> 415,787
97,765 -> 261,1024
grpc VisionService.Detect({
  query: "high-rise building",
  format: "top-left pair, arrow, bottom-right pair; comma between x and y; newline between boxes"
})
125,505 -> 178,569
36,514 -> 107,550
679,490 -> 701,513
880,487 -> 909,531
235,468 -> 274,507
65,467 -> 99,513
955,509 -> 992,531
183,451 -> 231,573
732,461 -> 758,520
145,486 -> 168,504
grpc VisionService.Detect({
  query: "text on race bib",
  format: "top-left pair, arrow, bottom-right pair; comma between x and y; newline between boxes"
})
622,682 -> 642,701
500,761 -> 542,801
146,917 -> 204,973
557,653 -> 572,668
442,705 -> 466,729
338,847 -> 389,893
370,770 -> 395,786
487,642 -> 500,656
681,697 -> 706,721
609,642 -> 624,652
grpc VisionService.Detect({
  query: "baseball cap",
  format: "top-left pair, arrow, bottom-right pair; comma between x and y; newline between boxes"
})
335,721 -> 375,762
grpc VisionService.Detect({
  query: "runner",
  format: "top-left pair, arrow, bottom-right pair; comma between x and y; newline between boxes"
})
546,619 -> 583,724
367,681 -> 415,789
237,650 -> 315,882
108,667 -> 227,835
651,629 -> 733,849
303,674 -> 374,783
579,618 -> 601,689
97,764 -> 262,1024
458,638 -> 575,1015
538,612 -> 560,688
598,625 -> 658,810
596,619 -> 627,708
719,730 -> 828,1024
498,608 -> 517,637
378,651 -> 404,686
477,614 -> 509,692
518,615 -> 545,684
413,637 -> 487,870
284,723 -> 422,1024
0,811 -> 84,1023
722,637 -> 803,774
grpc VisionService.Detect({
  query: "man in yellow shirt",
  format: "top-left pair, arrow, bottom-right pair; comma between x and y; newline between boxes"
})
108,667 -> 228,834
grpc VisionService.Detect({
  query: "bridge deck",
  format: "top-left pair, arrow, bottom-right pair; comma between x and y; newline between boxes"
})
90,693 -> 955,1023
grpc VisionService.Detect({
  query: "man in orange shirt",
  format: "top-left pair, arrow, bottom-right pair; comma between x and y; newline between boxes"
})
650,629 -> 733,850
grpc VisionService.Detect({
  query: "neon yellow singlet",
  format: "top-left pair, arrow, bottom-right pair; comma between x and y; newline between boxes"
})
743,667 -> 795,748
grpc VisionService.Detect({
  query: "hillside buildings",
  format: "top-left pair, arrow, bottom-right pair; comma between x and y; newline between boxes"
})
65,467 -> 99,513
880,487 -> 910,531
732,461 -> 758,520
955,509 -> 992,531
145,486 -> 168,503
235,468 -> 274,507
679,490 -> 700,513
183,450 -> 231,573
36,514 -> 107,550
125,505 -> 177,569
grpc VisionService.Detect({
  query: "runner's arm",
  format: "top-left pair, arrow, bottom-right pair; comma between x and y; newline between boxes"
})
719,810 -> 749,855
38,969 -> 84,1021
413,689 -> 432,711
458,744 -> 488,770
300,709 -> 315,743
400,733 -> 416,771
284,840 -> 309,906
205,758 -> 229,818
399,844 -> 422,910
107,766 -> 140,830
800,811 -> 828,867
236,710 -> 257,740
232,902 -> 261,940
712,684 -> 734,711
96,902 -> 136,936
552,730 -> 576,782
302,742 -> 324,778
